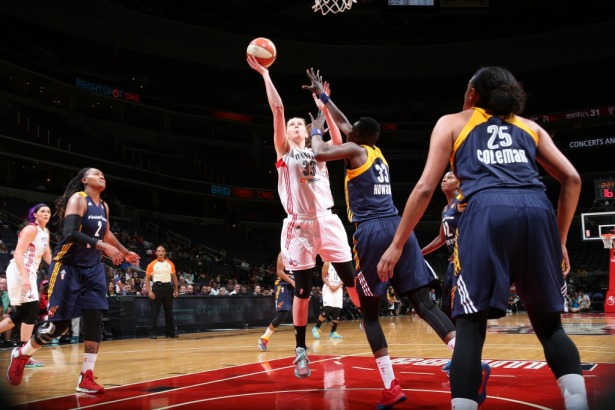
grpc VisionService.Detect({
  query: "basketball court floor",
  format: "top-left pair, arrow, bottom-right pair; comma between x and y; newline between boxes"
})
1,312 -> 614,409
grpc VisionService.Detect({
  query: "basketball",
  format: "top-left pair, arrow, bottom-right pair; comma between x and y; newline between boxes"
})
246,37 -> 277,68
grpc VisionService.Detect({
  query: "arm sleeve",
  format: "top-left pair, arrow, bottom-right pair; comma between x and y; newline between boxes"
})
62,214 -> 99,248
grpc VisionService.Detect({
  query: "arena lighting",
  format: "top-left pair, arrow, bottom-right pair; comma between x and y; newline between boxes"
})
211,110 -> 254,123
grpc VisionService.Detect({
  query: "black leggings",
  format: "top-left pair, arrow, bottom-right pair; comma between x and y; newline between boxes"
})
270,310 -> 289,328
451,308 -> 582,401
403,286 -> 455,341
360,296 -> 387,353
528,308 -> 582,378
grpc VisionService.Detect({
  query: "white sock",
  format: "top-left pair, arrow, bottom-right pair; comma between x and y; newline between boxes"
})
451,398 -> 478,410
20,340 -> 39,356
82,353 -> 98,373
263,327 -> 274,339
557,374 -> 589,410
375,355 -> 395,389
447,337 -> 456,352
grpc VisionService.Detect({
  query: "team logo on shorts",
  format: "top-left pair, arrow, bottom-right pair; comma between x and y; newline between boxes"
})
60,269 -> 66,280
48,305 -> 59,318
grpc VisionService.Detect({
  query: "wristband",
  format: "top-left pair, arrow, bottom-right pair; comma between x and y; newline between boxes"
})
319,92 -> 330,104
311,128 -> 323,137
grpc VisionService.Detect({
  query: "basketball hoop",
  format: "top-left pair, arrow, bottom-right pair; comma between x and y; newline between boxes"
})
312,0 -> 356,15
601,233 -> 615,249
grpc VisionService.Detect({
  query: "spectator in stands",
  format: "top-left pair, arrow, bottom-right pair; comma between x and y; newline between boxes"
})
200,286 -> 210,296
133,275 -> 143,293
195,272 -> 208,287
178,284 -> 188,295
107,281 -> 117,297
230,284 -> 241,295
253,285 -> 263,295
120,283 -> 135,296
386,287 -> 401,316
115,276 -> 126,294
218,287 -> 228,296
1,276 -> 17,347
0,241 -> 11,274
570,290 -> 591,312
182,271 -> 195,285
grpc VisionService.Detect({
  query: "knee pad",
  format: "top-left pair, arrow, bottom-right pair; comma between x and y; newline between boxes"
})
82,309 -> 103,342
293,269 -> 313,299
331,261 -> 356,287
330,307 -> 342,321
271,310 -> 289,328
19,301 -> 40,325
8,309 -> 21,325
320,306 -> 333,318
34,320 -> 70,345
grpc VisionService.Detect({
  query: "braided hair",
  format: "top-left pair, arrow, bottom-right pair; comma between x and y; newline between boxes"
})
53,167 -> 93,225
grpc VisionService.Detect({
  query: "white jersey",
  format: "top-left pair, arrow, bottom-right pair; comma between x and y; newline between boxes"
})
6,224 -> 49,305
322,264 -> 343,308
277,147 -> 334,215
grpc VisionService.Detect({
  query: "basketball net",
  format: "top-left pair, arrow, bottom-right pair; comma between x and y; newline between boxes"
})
313,0 -> 356,15
602,233 -> 615,249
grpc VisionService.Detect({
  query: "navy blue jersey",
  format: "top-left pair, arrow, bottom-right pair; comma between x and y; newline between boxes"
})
452,108 -> 545,203
442,197 -> 462,255
345,146 -> 398,223
53,192 -> 106,267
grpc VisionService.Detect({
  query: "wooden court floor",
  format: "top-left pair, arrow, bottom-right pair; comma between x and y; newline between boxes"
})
1,312 -> 614,409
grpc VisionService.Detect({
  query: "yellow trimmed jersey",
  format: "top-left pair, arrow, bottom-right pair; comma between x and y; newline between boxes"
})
345,145 -> 398,223
451,107 -> 545,203
52,192 -> 106,267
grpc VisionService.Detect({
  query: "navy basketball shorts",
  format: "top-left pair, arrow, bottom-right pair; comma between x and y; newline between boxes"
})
453,188 -> 567,319
441,262 -> 456,311
47,261 -> 108,320
275,283 -> 293,311
353,216 -> 438,298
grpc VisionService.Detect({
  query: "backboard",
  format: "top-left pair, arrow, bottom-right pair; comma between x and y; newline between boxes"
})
581,211 -> 615,240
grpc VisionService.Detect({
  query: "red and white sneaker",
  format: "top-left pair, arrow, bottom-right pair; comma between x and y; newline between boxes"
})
76,370 -> 105,394
6,347 -> 30,386
375,378 -> 407,410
